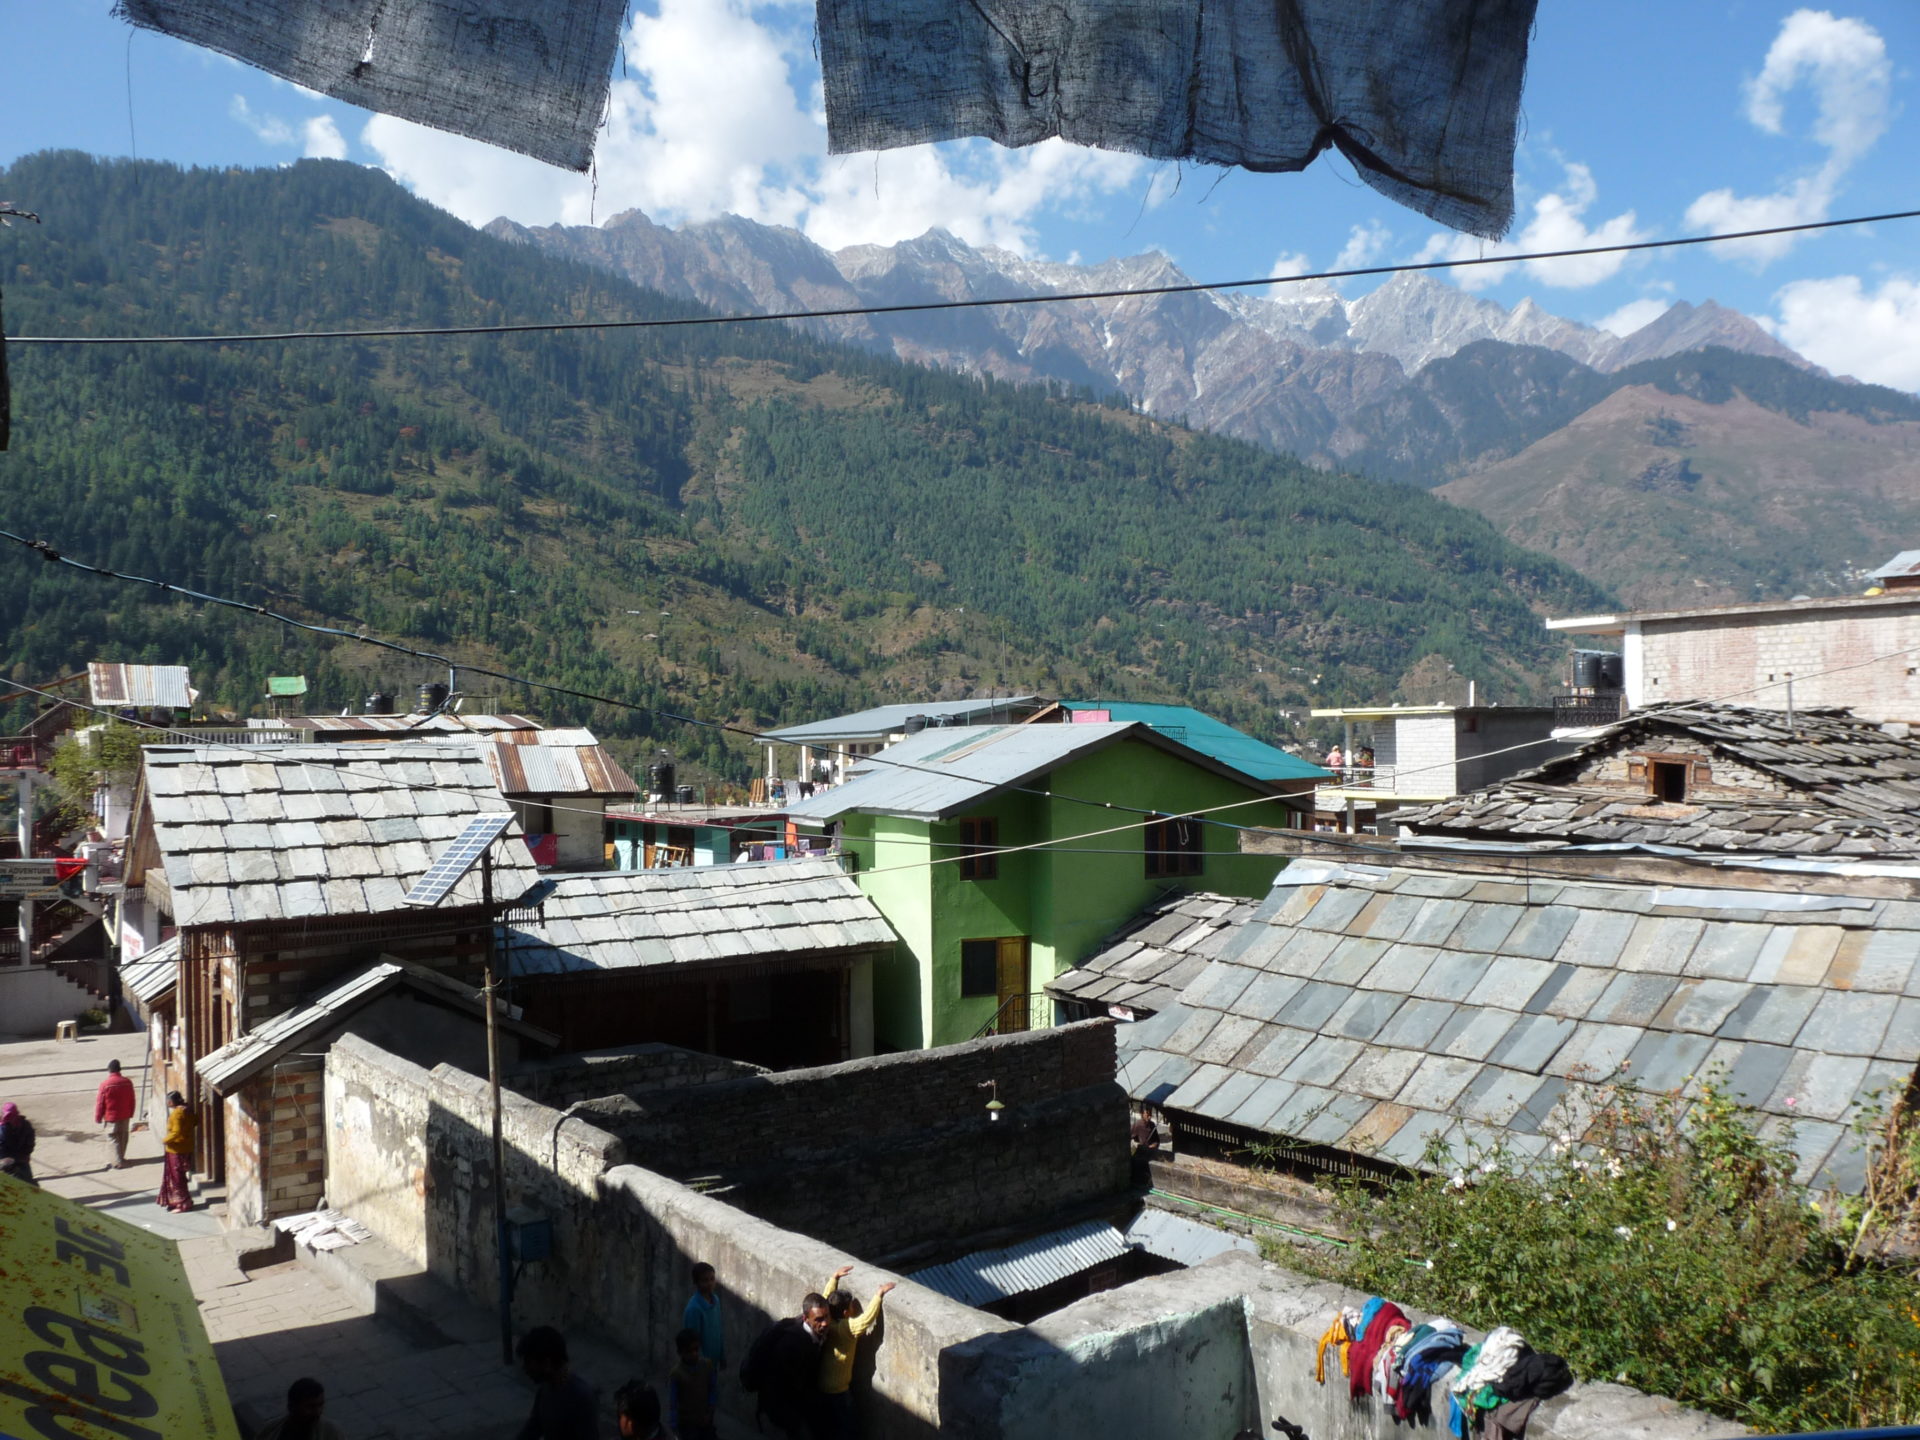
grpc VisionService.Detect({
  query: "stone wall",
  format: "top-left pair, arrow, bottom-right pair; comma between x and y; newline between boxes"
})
505,1042 -> 765,1108
586,1022 -> 1129,1257
325,1037 -> 1748,1440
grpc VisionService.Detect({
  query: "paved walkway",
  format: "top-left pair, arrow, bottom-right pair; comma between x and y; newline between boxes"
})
1,1030 -> 742,1439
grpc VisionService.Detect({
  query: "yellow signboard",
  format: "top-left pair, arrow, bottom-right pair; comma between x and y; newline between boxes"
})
0,1180 -> 239,1440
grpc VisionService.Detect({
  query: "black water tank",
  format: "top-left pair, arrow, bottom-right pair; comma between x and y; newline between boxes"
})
1572,653 -> 1603,689
364,692 -> 394,716
1598,653 -> 1625,691
649,762 -> 676,797
675,784 -> 696,805
416,681 -> 449,714
903,715 -> 928,735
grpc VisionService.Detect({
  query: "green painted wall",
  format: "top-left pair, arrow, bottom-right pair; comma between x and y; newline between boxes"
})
832,734 -> 1297,1051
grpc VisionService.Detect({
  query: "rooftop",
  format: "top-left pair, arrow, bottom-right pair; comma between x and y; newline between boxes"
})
1119,856 -> 1920,1193
1047,891 -> 1260,1018
1546,587 -> 1920,634
195,960 -> 556,1093
481,738 -> 637,799
135,742 -> 539,926
1057,702 -> 1327,782
783,722 -> 1286,824
89,662 -> 195,710
503,858 -> 894,976
761,696 -> 1043,744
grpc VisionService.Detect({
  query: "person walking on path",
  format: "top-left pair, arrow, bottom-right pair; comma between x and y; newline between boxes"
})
816,1266 -> 895,1440
157,1091 -> 196,1212
514,1326 -> 600,1440
255,1377 -> 347,1440
681,1262 -> 726,1371
0,1102 -> 37,1186
740,1294 -> 829,1440
668,1328 -> 718,1440
95,1058 -> 137,1169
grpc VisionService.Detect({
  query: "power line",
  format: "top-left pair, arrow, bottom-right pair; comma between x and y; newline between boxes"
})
7,207 -> 1918,348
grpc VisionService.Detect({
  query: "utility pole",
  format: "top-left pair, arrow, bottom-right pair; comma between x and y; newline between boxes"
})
482,847 -> 512,1366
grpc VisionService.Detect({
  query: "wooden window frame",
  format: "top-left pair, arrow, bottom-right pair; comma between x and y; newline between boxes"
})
1144,813 -> 1204,879
958,816 -> 999,881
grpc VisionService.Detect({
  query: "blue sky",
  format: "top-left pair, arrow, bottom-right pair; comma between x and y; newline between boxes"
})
5,3 -> 1920,386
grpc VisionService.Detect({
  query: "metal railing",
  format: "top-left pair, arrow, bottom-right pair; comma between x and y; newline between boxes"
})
973,991 -> 1051,1040
1552,692 -> 1627,728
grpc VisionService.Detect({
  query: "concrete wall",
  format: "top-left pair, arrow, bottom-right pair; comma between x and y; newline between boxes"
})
1634,600 -> 1920,721
0,965 -> 93,1037
1455,711 -> 1571,794
325,1036 -> 1748,1440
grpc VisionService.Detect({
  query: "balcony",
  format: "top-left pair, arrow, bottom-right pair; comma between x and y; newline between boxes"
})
1551,692 -> 1627,731
1314,765 -> 1454,809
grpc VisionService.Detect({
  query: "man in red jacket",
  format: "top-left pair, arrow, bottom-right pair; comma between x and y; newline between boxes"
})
94,1058 -> 136,1169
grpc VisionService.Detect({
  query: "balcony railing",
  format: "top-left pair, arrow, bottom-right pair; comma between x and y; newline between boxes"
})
1552,693 -> 1627,729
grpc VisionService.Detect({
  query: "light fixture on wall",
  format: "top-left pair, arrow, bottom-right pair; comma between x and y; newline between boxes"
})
979,1079 -> 1005,1122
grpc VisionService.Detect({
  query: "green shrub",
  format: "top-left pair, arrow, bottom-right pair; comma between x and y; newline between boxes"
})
1274,1078 -> 1920,1432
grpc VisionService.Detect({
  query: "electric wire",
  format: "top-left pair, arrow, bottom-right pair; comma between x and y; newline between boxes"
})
5,208 -> 1917,347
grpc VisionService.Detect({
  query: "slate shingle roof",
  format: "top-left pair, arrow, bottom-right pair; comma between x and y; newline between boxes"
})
140,743 -> 537,927
1119,858 -> 1920,1193
504,858 -> 896,975
1399,703 -> 1920,853
1047,892 -> 1260,1017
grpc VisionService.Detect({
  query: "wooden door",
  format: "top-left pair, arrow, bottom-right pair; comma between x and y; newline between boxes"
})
996,937 -> 1031,1033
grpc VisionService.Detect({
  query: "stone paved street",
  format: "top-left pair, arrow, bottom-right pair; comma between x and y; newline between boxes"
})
1,1030 -> 741,1439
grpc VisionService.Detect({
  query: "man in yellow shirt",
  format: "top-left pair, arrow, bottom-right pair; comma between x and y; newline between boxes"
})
816,1265 -> 895,1440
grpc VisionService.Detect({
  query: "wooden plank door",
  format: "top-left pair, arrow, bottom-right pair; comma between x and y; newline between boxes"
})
996,937 -> 1031,1033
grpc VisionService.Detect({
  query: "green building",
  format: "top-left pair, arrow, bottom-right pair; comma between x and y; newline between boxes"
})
785,719 -> 1323,1051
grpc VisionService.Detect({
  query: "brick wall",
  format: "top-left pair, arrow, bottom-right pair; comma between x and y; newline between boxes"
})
226,1058 -> 326,1227
1638,603 -> 1920,721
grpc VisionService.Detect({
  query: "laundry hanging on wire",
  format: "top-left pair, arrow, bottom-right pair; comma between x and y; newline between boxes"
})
1316,1301 -> 1573,1438
817,0 -> 1540,237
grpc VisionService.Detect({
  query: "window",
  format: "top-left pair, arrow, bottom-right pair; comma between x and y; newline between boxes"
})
1144,813 -> 1203,878
1650,760 -> 1689,803
961,939 -> 999,997
958,816 -> 998,880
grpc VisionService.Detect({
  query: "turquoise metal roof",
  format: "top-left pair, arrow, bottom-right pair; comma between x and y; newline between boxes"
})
1060,703 -> 1329,782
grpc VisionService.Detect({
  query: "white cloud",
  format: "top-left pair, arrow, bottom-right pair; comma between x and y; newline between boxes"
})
230,95 -> 294,148
1267,251 -> 1310,278
357,0 -> 1148,255
301,116 -> 348,161
1770,273 -> 1920,390
1686,9 -> 1890,264
232,94 -> 351,160
1596,298 -> 1671,338
1412,161 -> 1648,290
1333,220 -> 1390,273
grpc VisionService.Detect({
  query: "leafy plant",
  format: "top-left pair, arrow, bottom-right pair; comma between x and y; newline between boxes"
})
1274,1078 -> 1920,1432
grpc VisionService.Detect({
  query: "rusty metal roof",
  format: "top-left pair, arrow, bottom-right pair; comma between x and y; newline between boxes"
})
88,663 -> 195,710
1868,550 -> 1920,581
484,741 -> 637,798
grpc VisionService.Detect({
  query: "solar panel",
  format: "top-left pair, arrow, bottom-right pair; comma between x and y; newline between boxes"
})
403,811 -> 516,907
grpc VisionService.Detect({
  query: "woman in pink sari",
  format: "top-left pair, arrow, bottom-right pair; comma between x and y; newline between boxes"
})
157,1090 -> 197,1212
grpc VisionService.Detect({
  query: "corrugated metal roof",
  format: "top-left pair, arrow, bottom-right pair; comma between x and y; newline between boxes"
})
762,697 -> 1042,744
1061,702 -> 1329,782
88,663 -> 195,709
137,742 -> 538,927
504,858 -> 894,975
1123,1207 -> 1259,1266
484,741 -> 637,798
197,961 -> 554,1092
1868,550 -> 1920,581
908,1220 -> 1129,1307
121,935 -> 181,1003
786,721 -> 1285,824
1118,857 -> 1920,1195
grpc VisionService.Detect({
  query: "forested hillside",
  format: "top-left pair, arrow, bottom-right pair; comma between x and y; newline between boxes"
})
0,152 -> 1610,780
